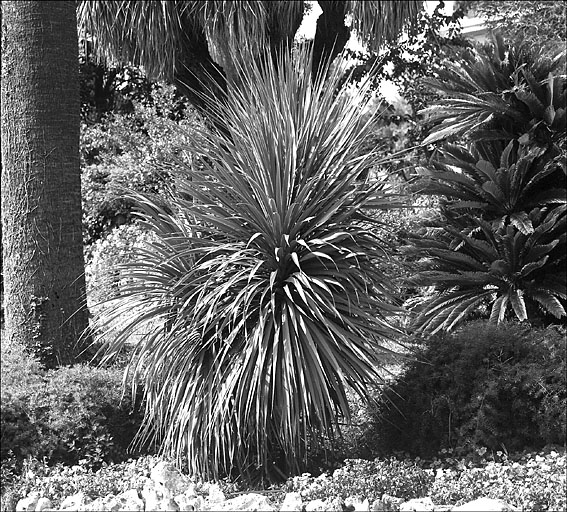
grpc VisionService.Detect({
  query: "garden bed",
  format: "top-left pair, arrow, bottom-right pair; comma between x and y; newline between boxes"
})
2,447 -> 565,511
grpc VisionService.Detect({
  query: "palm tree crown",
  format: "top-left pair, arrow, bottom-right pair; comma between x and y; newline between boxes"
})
77,1 -> 422,111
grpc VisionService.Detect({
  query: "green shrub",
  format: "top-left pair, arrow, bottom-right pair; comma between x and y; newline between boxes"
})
363,321 -> 566,458
31,366 -> 148,466
1,341 -> 151,484
1,339 -> 46,475
80,83 -> 200,246
85,223 -> 156,309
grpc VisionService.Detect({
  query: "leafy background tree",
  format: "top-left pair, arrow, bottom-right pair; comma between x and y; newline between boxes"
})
456,0 -> 566,46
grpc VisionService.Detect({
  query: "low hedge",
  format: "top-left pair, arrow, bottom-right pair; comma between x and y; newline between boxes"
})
0,339 -> 152,488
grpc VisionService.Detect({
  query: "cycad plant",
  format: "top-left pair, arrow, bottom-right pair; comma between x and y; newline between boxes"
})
90,46 -> 402,481
415,140 -> 566,232
406,139 -> 566,331
421,32 -> 566,148
405,206 -> 566,333
405,31 -> 566,332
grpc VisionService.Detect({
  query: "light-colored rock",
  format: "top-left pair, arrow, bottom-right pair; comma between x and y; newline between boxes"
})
400,497 -> 435,511
34,497 -> 53,511
372,494 -> 404,511
114,489 -> 144,511
159,497 -> 181,511
141,485 -> 162,512
345,497 -> 370,512
84,494 -> 119,511
59,491 -> 90,510
305,499 -> 328,511
183,484 -> 198,498
16,492 -> 40,512
211,493 -> 275,511
175,494 -> 203,511
207,483 -> 226,504
151,461 -> 191,498
279,492 -> 303,511
451,498 -> 517,511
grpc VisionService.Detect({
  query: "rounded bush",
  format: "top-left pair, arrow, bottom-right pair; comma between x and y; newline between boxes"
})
1,341 -> 151,478
363,321 -> 566,458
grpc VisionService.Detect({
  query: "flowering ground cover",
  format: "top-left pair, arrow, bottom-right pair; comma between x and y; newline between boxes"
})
2,448 -> 565,511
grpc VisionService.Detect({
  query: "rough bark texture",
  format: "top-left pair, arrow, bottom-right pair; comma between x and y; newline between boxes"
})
1,1 -> 89,367
173,16 -> 228,116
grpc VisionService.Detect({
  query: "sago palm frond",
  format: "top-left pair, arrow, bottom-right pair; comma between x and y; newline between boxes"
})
414,140 -> 567,232
405,206 -> 567,333
421,32 -> 566,146
90,44 -> 403,481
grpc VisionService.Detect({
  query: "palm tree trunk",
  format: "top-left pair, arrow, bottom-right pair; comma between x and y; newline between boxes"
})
1,1 -> 89,368
312,1 -> 351,79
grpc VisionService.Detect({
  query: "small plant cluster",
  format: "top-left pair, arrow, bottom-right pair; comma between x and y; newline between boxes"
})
0,338 -> 150,497
0,455 -> 160,512
360,321 -> 566,458
287,449 -> 566,510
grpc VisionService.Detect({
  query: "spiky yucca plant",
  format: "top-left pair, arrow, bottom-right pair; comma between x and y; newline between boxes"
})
421,32 -> 566,147
405,205 -> 566,333
90,45 -> 402,481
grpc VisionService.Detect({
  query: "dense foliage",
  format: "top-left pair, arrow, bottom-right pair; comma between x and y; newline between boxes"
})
404,32 -> 566,330
421,34 -> 566,147
288,458 -> 433,502
0,338 -> 150,493
456,1 -> 566,46
81,82 -> 198,247
361,321 -> 566,458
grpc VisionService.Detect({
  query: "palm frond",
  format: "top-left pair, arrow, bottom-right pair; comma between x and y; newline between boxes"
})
415,141 -> 567,222
78,0 -> 186,80
78,1 -> 305,84
421,35 -> 566,146
406,206 -> 566,332
347,0 -> 422,52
